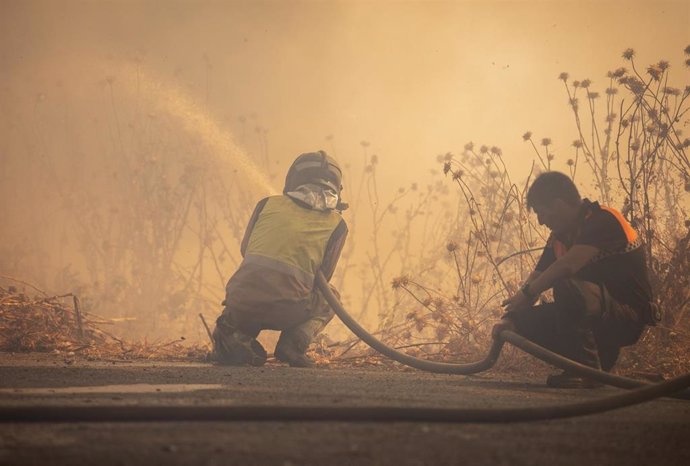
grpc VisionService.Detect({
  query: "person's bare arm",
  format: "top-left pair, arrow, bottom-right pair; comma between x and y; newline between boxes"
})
502,244 -> 599,313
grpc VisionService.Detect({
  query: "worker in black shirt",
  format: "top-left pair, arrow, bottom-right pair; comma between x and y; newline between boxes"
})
493,172 -> 660,388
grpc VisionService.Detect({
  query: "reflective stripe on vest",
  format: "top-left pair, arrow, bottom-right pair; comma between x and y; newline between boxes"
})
599,206 -> 639,243
244,195 -> 343,281
552,204 -> 640,259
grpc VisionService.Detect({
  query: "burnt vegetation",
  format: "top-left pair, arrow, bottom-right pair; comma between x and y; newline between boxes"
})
2,47 -> 689,376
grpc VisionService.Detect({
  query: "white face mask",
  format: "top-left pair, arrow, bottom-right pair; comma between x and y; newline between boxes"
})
286,184 -> 339,211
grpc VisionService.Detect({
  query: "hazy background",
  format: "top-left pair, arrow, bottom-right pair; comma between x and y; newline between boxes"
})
4,1 -> 688,176
1,0 -> 688,342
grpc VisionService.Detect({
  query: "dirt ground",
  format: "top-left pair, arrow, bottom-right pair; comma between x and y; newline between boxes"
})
1,352 -> 689,466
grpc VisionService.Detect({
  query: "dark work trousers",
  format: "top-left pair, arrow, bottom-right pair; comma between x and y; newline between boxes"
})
507,279 -> 645,371
215,282 -> 338,354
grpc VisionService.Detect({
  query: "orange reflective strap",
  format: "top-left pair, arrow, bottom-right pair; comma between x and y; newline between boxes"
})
600,206 -> 639,243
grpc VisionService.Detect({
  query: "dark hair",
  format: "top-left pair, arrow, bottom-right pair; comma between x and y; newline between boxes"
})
526,172 -> 581,209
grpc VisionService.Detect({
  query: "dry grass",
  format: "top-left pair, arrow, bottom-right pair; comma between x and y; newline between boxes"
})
0,286 -> 208,361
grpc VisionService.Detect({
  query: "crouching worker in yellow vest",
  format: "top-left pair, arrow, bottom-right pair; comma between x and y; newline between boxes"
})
211,151 -> 348,367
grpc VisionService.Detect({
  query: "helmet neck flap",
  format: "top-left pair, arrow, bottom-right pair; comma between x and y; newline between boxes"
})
283,151 -> 348,211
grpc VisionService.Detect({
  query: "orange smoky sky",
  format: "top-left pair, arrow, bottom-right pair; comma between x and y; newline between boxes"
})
2,0 -> 688,183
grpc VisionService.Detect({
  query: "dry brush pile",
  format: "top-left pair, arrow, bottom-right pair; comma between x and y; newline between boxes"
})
0,284 -> 208,360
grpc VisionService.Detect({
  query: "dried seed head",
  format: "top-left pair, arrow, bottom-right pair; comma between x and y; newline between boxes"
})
541,138 -> 552,147
626,77 -> 646,95
567,159 -> 575,166
572,140 -> 583,148
622,48 -> 635,60
658,123 -> 669,137
647,64 -> 662,81
391,276 -> 409,289
558,72 -> 569,81
522,131 -> 532,141
613,67 -> 627,78
446,241 -> 458,252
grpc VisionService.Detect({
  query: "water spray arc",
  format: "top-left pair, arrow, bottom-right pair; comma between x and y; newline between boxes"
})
120,62 -> 277,196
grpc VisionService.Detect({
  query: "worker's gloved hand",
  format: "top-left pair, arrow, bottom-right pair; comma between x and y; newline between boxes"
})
491,318 -> 516,339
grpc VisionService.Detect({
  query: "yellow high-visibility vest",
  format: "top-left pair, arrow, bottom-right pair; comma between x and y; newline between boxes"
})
244,195 -> 343,283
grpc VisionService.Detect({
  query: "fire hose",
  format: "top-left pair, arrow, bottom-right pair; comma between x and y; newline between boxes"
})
1,271 -> 688,424
316,273 -> 690,398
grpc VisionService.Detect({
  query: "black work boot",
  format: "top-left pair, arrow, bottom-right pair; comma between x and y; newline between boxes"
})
275,346 -> 315,368
212,325 -> 267,367
275,331 -> 315,368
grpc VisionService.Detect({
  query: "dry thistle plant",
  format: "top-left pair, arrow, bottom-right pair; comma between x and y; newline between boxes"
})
379,46 -> 689,375
553,47 -> 689,332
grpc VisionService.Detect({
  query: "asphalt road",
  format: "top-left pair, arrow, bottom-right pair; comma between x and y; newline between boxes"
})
0,352 -> 688,466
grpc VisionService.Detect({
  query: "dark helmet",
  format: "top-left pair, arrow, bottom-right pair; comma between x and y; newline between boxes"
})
283,150 -> 343,195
